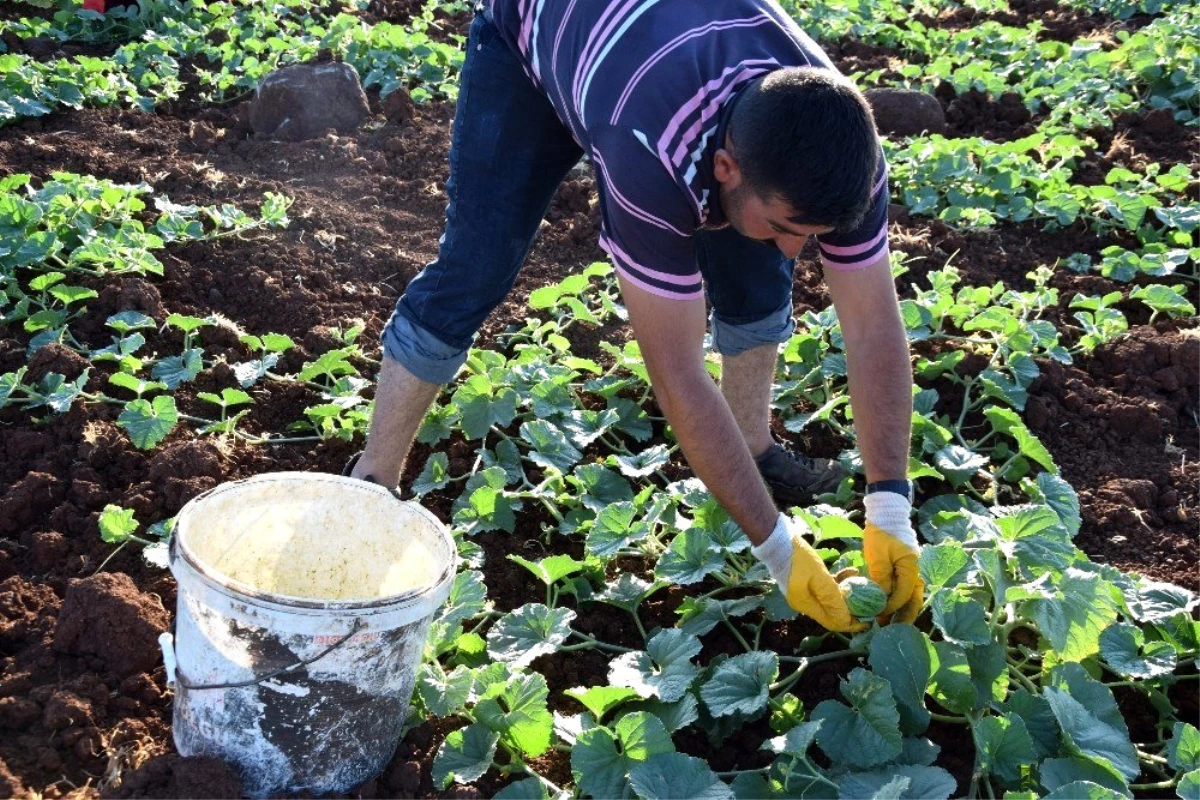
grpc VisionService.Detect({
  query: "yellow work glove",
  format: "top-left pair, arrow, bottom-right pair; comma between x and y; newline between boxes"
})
752,515 -> 867,633
863,492 -> 924,624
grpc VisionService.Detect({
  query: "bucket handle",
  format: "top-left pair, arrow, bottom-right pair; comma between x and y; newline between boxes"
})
162,618 -> 365,692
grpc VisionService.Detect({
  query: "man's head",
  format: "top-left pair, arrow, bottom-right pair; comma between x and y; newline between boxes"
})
714,67 -> 879,258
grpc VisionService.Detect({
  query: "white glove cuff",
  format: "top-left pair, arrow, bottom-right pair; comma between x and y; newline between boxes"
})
751,514 -> 794,585
863,492 -> 918,549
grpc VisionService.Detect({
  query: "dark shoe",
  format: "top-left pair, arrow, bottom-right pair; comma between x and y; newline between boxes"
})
341,451 -> 367,479
755,442 -> 848,509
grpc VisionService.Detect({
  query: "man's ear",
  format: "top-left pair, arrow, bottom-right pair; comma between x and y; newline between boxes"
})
713,147 -> 742,188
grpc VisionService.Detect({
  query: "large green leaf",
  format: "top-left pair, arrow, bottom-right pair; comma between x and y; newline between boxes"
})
838,765 -> 956,800
475,672 -> 554,758
699,651 -> 778,718
1004,688 -> 1060,760
629,753 -> 732,800
1040,756 -> 1131,796
1177,771 -> 1199,800
868,624 -> 932,735
656,529 -> 725,585
432,722 -> 498,787
453,374 -> 518,439
1033,472 -> 1082,537
929,641 -> 976,715
676,596 -> 761,636
493,778 -> 549,800
974,713 -> 1036,785
812,668 -> 903,769
919,542 -> 971,592
1042,781 -> 1128,800
588,502 -> 647,558
1044,670 -> 1138,780
614,444 -> 670,478
417,663 -> 472,717
570,464 -> 633,513
412,452 -> 450,496
520,419 -> 583,472
439,570 -> 488,626
1099,622 -> 1177,679
609,628 -> 702,703
508,554 -> 585,587
1169,723 -> 1200,772
117,395 -> 178,449
151,347 -> 202,389
563,686 -> 640,721
1029,568 -> 1120,662
486,604 -> 575,668
931,592 -> 991,646
933,444 -> 988,485
983,407 -> 1056,472
571,712 -> 674,800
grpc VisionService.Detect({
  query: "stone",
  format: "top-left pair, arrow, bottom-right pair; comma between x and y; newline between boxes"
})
248,62 -> 370,141
865,88 -> 946,137
1142,108 -> 1178,137
382,87 -> 415,124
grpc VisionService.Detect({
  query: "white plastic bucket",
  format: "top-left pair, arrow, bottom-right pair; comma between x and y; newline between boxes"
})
163,472 -> 457,798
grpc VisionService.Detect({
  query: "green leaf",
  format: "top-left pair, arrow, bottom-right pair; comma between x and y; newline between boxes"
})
929,641 -> 977,715
656,529 -> 725,585
520,419 -> 583,472
117,395 -> 178,449
812,668 -> 903,769
412,452 -> 450,497
98,505 -> 138,544
700,651 -> 777,718
1044,680 -> 1138,779
486,603 -> 575,668
38,371 -> 88,414
931,592 -> 991,646
1099,622 -> 1177,678
1034,473 -> 1082,537
508,554 -> 584,586
564,686 -> 640,721
588,502 -> 645,558
455,483 -> 516,534
417,663 -> 472,717
475,672 -> 554,758
1004,689 -> 1060,760
1179,771 -> 1200,800
1131,284 -> 1195,318
151,348 -> 203,389
629,753 -> 733,800
570,464 -> 633,513
676,596 -> 761,637
838,766 -> 956,800
595,573 -> 657,612
868,625 -> 932,735
453,375 -> 516,439
933,444 -> 988,485
614,444 -> 670,478
1029,568 -> 1120,662
1127,582 -> 1198,624
1169,723 -> 1200,772
1040,756 -> 1131,796
571,711 -> 674,800
439,570 -> 488,626
164,313 -> 211,335
919,542 -> 971,592
983,407 -> 1056,473
974,714 -> 1036,785
493,778 -> 548,800
1042,781 -> 1128,800
432,723 -> 498,787
610,628 -> 703,703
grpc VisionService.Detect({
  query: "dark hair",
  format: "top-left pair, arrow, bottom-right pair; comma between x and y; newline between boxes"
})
729,67 -> 879,232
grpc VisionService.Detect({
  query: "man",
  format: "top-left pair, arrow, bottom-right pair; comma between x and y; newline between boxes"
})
350,0 -> 922,631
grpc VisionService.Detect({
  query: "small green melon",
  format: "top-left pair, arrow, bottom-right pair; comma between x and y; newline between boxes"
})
841,576 -> 887,620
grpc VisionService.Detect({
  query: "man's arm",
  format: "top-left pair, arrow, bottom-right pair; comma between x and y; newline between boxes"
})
822,255 -> 912,483
618,276 -> 778,545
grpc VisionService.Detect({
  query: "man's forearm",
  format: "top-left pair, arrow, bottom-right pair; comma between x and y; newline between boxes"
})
650,366 -> 779,545
843,324 -> 913,483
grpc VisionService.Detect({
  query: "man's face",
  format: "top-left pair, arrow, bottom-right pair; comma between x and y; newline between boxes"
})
713,143 -> 833,259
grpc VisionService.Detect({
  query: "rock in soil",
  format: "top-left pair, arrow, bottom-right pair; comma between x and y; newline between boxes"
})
248,62 -> 370,140
865,87 -> 947,137
52,573 -> 170,678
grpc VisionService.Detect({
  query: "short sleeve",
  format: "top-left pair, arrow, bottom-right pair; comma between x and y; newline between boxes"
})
590,126 -> 703,300
815,146 -> 890,271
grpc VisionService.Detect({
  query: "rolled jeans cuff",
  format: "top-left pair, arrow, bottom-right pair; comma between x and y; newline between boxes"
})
709,301 -> 796,356
381,309 -> 470,385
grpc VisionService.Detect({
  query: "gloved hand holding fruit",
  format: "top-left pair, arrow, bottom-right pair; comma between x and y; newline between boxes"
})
750,485 -> 924,631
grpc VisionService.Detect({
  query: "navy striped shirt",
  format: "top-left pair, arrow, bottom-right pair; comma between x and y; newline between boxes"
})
487,0 -> 890,299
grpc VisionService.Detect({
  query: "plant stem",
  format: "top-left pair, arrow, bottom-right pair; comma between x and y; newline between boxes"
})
929,711 -> 970,724
1130,779 -> 1178,791
563,632 -> 635,654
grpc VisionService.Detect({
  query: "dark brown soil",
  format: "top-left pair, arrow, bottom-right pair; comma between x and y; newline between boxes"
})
0,5 -> 1196,799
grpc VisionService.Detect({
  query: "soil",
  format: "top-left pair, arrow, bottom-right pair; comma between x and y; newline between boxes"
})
0,3 -> 1196,799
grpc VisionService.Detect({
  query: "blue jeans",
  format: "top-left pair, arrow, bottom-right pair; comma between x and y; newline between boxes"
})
383,13 -> 795,384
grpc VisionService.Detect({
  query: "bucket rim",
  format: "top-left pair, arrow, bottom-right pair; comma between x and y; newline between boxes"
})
172,471 -> 457,612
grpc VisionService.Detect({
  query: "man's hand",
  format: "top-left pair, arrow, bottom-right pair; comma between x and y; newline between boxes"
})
863,493 -> 923,624
754,516 -> 867,633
